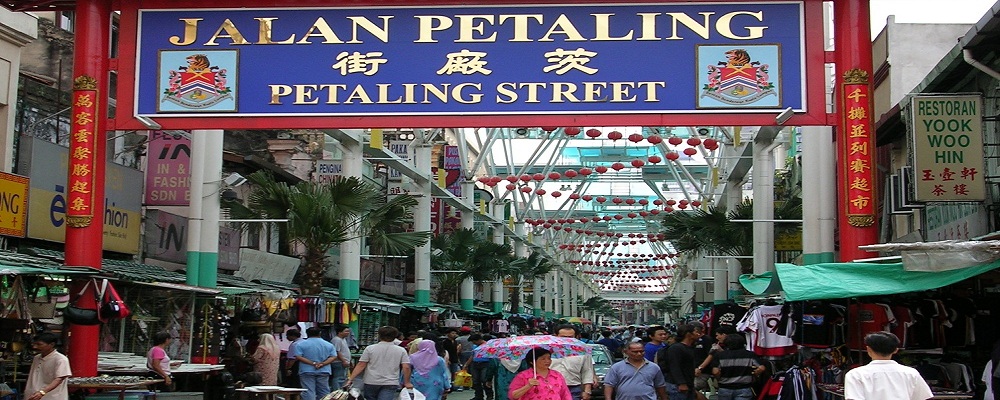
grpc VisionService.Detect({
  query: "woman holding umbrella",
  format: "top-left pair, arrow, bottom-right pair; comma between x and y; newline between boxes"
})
508,348 -> 572,400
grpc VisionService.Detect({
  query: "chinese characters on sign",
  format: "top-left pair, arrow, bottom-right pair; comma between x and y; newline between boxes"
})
911,95 -> 985,202
841,69 -> 874,227
66,76 -> 99,228
137,3 -> 810,119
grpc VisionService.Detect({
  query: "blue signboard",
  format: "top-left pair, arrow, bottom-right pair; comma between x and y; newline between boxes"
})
135,2 -> 805,117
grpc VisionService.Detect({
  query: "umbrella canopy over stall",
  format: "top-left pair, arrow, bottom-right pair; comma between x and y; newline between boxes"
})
566,317 -> 592,324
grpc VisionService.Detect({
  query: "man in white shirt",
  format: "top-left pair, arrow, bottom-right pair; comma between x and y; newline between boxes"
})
845,332 -> 933,400
25,332 -> 72,400
550,325 -> 595,400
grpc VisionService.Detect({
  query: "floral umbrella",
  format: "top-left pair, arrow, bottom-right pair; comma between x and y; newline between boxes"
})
472,335 -> 591,362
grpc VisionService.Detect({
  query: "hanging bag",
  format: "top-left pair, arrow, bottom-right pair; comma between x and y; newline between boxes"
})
1,276 -> 31,347
26,282 -> 57,318
64,278 -> 101,325
98,279 -> 131,321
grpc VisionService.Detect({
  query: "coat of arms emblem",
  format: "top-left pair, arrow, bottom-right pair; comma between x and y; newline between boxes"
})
701,49 -> 776,106
161,54 -> 232,109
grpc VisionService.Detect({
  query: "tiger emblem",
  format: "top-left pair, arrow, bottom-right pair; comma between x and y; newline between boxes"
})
161,51 -> 233,110
700,46 -> 777,106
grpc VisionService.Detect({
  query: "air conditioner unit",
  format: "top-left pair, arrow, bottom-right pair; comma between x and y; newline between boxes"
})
889,167 -> 924,214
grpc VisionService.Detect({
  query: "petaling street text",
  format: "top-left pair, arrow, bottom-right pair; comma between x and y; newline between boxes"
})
168,10 -> 769,46
268,81 -> 667,105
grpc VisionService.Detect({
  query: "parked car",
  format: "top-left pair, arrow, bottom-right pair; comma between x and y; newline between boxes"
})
589,344 -> 614,399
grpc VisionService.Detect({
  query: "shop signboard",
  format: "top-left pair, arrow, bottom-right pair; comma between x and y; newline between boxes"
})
0,172 -> 29,237
118,1 -> 826,129
19,137 -> 143,254
143,209 -> 240,270
313,160 -> 342,183
924,203 -> 989,242
144,130 -> 191,206
235,248 -> 300,283
910,94 -> 985,202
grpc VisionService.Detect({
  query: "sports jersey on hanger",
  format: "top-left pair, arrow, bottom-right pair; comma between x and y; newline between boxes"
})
846,303 -> 895,350
736,304 -> 796,357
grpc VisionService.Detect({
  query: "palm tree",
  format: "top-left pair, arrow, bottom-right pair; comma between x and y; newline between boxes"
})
660,197 -> 801,274
227,171 -> 431,294
429,229 -> 512,304
580,296 -> 618,319
502,252 -> 555,313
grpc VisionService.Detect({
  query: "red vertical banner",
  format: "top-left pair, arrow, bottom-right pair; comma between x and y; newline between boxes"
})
840,69 -> 876,228
66,76 -> 99,228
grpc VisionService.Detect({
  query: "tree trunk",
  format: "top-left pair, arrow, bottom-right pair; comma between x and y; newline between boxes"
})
300,250 -> 327,295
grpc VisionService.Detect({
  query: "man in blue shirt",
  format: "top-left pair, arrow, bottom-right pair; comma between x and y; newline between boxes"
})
644,326 -> 668,362
461,334 -> 494,400
293,327 -> 338,400
597,330 -> 622,358
603,342 -> 668,400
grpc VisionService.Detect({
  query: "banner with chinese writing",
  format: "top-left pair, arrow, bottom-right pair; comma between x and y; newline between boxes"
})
67,76 -> 99,227
133,3 -> 807,117
911,94 -> 985,202
840,70 -> 875,227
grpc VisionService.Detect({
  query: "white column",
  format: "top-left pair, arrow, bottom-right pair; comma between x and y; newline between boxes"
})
752,133 -> 777,275
198,130 -> 223,287
460,180 -> 476,310
491,204 -> 505,312
562,270 -> 572,317
802,126 -> 837,264
339,135 -> 364,303
185,130 -> 206,286
414,144 -> 433,303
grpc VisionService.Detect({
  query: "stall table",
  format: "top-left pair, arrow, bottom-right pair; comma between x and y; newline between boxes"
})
816,383 -> 973,399
235,386 -> 307,400
68,379 -> 162,400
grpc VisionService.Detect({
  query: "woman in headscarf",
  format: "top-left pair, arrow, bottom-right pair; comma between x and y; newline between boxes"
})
408,339 -> 452,400
250,333 -> 281,385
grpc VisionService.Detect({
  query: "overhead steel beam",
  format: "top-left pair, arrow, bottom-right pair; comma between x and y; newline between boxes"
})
322,128 -> 430,185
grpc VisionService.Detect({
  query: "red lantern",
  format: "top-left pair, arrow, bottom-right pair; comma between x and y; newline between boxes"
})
505,175 -> 518,183
519,174 -> 532,182
564,127 -> 581,136
668,136 -> 683,146
591,217 -> 601,223
666,199 -> 676,205
582,195 -> 593,201
631,159 -> 645,168
639,211 -> 649,217
564,169 -> 578,178
687,137 -> 702,146
578,167 -> 593,176
614,214 -> 623,220
648,155 -> 662,164
653,199 -> 663,206
683,148 -> 698,156
548,172 -> 561,180
703,138 -> 719,150
603,216 -> 613,221
625,198 -> 636,205
506,184 -> 517,190
612,197 -> 623,204
647,135 -> 663,145
627,213 -> 638,219
585,128 -> 602,139
551,191 -> 562,198
532,173 -> 545,181
485,180 -> 497,187
596,196 -> 607,203
489,176 -> 501,183
665,151 -> 680,161
639,199 -> 649,205
569,193 -> 580,200
691,200 -> 702,207
611,163 -> 625,171
541,126 -> 559,132
520,186 -> 533,193
595,165 -> 609,174
608,130 -> 623,141
678,202 -> 688,209
628,133 -> 644,143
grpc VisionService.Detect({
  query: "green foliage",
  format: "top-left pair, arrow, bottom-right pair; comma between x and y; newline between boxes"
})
229,171 -> 430,294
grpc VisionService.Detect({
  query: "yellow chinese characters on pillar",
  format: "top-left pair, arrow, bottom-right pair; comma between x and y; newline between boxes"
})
66,76 -> 99,227
842,81 -> 876,227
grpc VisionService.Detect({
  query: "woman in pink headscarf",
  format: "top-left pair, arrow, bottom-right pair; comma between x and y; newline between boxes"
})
407,340 -> 452,400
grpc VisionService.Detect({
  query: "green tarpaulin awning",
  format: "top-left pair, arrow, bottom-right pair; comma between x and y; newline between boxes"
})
759,259 -> 1000,301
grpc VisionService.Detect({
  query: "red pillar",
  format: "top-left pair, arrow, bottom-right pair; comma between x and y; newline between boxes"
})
65,0 -> 111,377
834,0 -> 879,262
